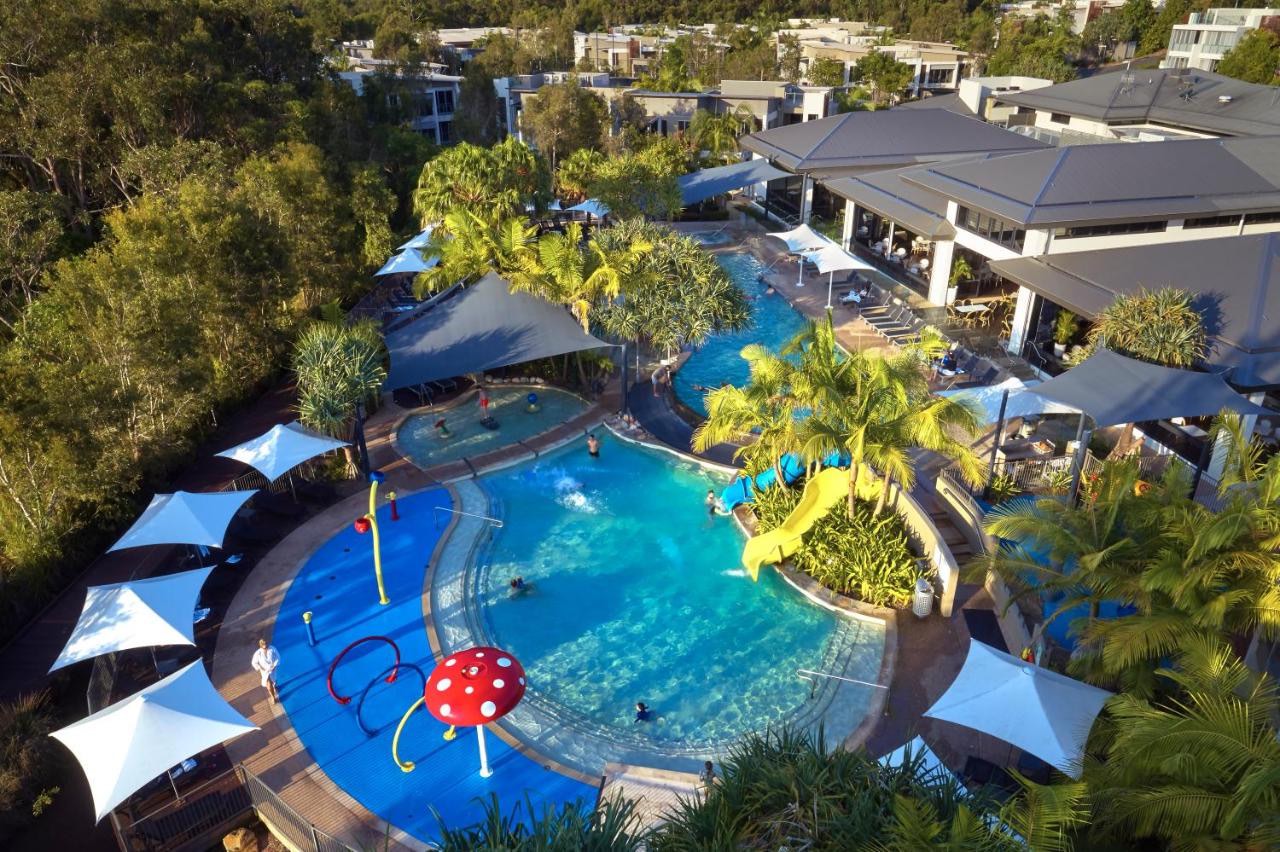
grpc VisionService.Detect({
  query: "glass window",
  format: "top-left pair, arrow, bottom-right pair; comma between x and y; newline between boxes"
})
437,121 -> 452,144
435,89 -> 455,115
956,206 -> 1025,251
1056,220 -> 1168,239
1245,210 -> 1280,225
1184,214 -> 1241,229
1049,112 -> 1072,125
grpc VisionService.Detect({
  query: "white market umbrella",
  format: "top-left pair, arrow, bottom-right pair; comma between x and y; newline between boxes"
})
924,640 -> 1112,778
567,198 -> 609,219
216,420 -> 347,482
767,224 -> 831,287
805,243 -> 875,308
396,226 -> 434,251
51,661 -> 257,821
107,490 -> 256,553
939,377 -> 1080,424
49,568 -> 214,672
375,248 -> 438,277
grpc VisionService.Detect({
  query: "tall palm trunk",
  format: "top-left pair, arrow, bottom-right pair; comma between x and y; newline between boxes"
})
874,472 -> 892,517
847,461 -> 862,518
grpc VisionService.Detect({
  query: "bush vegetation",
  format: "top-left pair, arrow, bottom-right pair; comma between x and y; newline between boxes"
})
0,692 -> 62,843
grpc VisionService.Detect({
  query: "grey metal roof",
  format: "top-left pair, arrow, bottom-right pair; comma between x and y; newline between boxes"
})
384,271 -> 609,390
738,109 -> 1047,177
1029,349 -> 1270,427
823,166 -> 957,239
989,234 -> 1280,388
993,69 -> 1280,137
904,136 -> 1280,228
894,93 -> 975,117
678,159 -> 790,206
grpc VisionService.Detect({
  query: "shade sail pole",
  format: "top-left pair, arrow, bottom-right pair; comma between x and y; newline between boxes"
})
983,389 -> 1011,498
826,272 -> 834,310
1067,413 -> 1090,503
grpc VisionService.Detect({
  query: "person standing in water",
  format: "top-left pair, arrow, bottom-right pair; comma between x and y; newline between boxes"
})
587,433 -> 600,458
477,385 -> 490,414
705,489 -> 721,516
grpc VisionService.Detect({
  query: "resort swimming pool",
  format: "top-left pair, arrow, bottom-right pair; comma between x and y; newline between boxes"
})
673,253 -> 811,416
397,386 -> 589,469
471,433 -> 884,752
689,230 -> 732,246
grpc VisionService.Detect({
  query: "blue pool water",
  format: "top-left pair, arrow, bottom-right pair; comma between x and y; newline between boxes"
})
673,253 -> 811,416
274,490 -> 593,843
398,387 -> 590,469
474,433 -> 883,747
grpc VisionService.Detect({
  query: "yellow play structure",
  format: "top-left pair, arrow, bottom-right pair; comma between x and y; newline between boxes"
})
741,467 -> 851,580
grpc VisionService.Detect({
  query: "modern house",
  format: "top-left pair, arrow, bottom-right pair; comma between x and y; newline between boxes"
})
993,68 -> 1280,143
1162,7 -> 1279,73
786,36 -> 970,97
337,60 -> 462,146
896,75 -> 1054,123
436,27 -> 513,64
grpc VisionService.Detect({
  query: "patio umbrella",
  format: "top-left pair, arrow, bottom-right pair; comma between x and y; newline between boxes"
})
107,490 -> 256,553
396,226 -> 434,251
924,640 -> 1111,778
215,420 -> 347,482
805,243 -> 875,309
566,198 -> 609,220
767,224 -> 831,287
49,567 -> 214,672
51,661 -> 257,821
375,248 -> 438,277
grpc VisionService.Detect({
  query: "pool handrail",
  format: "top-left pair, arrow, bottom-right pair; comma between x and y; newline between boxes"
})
432,505 -> 503,529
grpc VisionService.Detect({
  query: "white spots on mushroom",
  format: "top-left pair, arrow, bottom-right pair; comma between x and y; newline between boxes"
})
480,700 -> 497,718
465,686 -> 474,694
493,679 -> 505,689
474,651 -> 485,658
496,657 -> 512,668
435,678 -> 452,692
445,658 -> 457,667
440,703 -> 451,716
519,677 -> 526,685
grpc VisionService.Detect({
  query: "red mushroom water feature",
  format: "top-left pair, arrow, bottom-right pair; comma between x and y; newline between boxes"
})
423,646 -> 526,778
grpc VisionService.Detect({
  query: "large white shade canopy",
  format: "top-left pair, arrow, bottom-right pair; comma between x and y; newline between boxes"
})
396,226 -> 434,251
107,490 -> 256,553
878,735 -> 950,780
215,420 -> 347,482
924,640 -> 1112,778
567,198 -> 609,218
805,243 -> 875,275
768,223 -> 829,253
939,377 -> 1080,424
49,567 -> 214,673
375,248 -> 438,277
51,661 -> 257,821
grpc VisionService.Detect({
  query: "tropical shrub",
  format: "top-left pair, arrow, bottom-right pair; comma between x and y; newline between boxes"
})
0,691 -> 62,842
752,480 -> 919,607
1081,288 -> 1206,367
436,793 -> 645,851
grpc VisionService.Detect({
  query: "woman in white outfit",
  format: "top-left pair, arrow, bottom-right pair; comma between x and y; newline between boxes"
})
251,638 -> 280,704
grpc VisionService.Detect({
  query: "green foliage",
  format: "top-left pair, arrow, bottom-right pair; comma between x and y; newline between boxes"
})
851,52 -> 915,105
555,148 -> 607,202
987,14 -> 1080,82
0,691 -> 62,842
752,481 -> 918,607
1081,0 -> 1155,61
520,80 -> 608,170
1218,28 -> 1280,86
436,793 -> 646,851
0,191 -> 65,334
807,57 -> 847,87
454,62 -> 503,145
293,320 -> 386,473
588,142 -> 688,220
637,35 -> 705,91
688,108 -> 751,166
1084,287 -> 1206,367
987,474 -> 1022,504
1052,310 -> 1079,346
413,138 -> 550,225
1139,0 -> 1195,56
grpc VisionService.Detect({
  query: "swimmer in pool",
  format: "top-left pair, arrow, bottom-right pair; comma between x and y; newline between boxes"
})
508,576 -> 532,597
587,433 -> 600,457
705,489 -> 721,516
634,702 -> 652,723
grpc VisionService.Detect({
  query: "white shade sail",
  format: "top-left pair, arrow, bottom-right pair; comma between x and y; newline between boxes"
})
567,198 -> 609,218
51,661 -> 257,821
924,640 -> 1112,778
396,226 -> 434,251
805,243 -> 876,275
49,567 -> 214,672
215,421 -> 347,482
878,735 -> 950,779
939,377 -> 1080,424
375,248 -> 439,277
108,490 -> 256,553
767,223 -> 829,253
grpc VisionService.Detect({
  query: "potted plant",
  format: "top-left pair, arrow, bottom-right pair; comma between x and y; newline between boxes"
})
1052,310 -> 1078,357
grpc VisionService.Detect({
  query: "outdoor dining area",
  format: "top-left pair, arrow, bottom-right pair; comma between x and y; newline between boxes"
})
852,209 -> 934,293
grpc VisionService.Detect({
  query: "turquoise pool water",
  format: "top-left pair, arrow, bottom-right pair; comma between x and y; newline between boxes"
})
673,253 -> 811,416
472,433 -> 883,747
398,387 -> 589,468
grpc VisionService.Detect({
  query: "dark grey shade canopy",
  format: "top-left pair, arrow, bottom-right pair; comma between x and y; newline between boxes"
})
678,159 -> 790,206
384,271 -> 609,390
1030,349 -> 1270,427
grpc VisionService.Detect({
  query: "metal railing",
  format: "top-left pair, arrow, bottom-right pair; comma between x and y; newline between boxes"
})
116,764 -> 360,852
796,668 -> 887,696
432,505 -> 504,529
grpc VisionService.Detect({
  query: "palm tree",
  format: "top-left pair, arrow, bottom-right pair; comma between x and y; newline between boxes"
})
519,221 -> 649,333
1085,636 -> 1280,849
292,320 -> 386,476
556,147 -> 606,203
412,138 -> 548,225
688,106 -> 752,166
413,209 -> 540,298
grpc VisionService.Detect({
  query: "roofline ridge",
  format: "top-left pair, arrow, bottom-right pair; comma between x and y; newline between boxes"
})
804,111 -> 857,160
1029,147 -> 1071,208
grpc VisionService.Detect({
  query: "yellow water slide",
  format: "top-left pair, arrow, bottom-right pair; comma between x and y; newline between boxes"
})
741,467 -> 850,580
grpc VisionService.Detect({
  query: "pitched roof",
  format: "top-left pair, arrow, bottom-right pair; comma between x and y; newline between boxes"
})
993,68 -> 1280,137
823,166 -> 958,239
989,234 -> 1280,388
894,92 -> 975,117
904,136 -> 1280,227
739,109 -> 1047,178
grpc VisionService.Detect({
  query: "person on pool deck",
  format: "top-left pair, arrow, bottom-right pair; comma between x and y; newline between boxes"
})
699,760 -> 717,788
587,433 -> 600,457
251,638 -> 280,705
634,702 -> 652,723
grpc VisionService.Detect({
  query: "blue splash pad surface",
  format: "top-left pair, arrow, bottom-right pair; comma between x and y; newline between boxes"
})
273,489 -> 594,842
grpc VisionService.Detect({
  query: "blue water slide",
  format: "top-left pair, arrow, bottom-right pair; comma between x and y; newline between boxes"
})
720,452 -> 851,509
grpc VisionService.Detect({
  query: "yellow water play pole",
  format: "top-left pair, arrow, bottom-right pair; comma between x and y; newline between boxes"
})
354,470 -> 390,606
392,696 -> 425,772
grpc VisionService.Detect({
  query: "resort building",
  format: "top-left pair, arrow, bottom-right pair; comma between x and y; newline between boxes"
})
336,60 -> 462,145
993,68 -> 1280,143
784,35 -> 970,97
436,27 -> 513,64
1162,7 -> 1279,72
895,75 -> 1054,123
